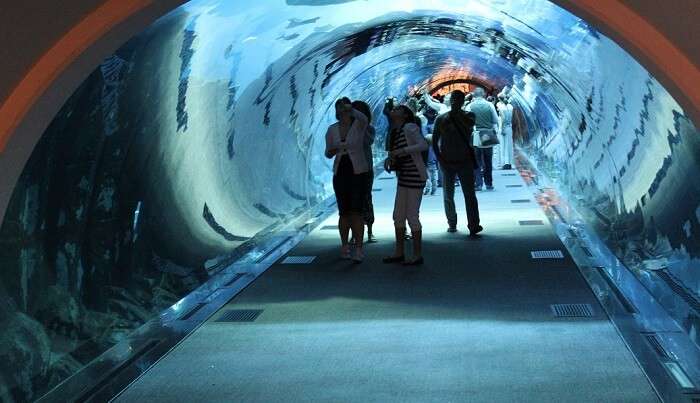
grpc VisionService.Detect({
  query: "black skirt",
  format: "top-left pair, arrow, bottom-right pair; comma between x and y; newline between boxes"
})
333,155 -> 369,216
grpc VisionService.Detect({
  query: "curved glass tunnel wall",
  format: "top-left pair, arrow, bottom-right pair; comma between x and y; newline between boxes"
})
1,0 -> 699,400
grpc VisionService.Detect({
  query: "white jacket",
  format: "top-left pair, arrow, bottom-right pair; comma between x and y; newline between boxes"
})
325,109 -> 369,174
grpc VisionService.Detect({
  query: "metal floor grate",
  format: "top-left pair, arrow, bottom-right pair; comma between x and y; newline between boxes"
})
580,245 -> 594,257
656,270 -> 700,313
215,309 -> 263,322
372,188 -> 382,192
281,256 -> 316,264
644,333 -> 670,359
531,250 -> 564,259
179,303 -> 206,320
551,303 -> 594,317
223,272 -> 245,287
597,267 -> 638,314
519,220 -> 544,226
321,225 -> 339,230
506,184 -> 523,188
511,199 -> 531,203
378,177 -> 394,180
502,173 -> 517,176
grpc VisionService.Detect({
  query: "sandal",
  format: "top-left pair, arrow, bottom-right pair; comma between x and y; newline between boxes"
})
382,255 -> 405,264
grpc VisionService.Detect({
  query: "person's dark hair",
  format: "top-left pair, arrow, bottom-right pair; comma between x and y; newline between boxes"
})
335,97 -> 352,120
351,100 -> 372,123
451,90 -> 465,103
449,90 -> 466,110
335,97 -> 351,107
395,104 -> 416,126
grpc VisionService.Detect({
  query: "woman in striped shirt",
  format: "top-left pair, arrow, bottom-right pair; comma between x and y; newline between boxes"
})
382,104 -> 429,265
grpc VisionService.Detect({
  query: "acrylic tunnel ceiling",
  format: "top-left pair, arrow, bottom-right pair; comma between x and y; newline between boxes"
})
2,0 -> 700,400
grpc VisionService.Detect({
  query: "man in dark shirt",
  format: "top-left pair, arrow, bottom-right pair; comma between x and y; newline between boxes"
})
432,90 -> 483,236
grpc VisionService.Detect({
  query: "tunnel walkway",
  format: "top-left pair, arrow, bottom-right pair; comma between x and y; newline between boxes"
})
116,170 -> 659,402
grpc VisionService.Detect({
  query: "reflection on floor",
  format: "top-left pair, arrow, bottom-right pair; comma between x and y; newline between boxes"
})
117,170 -> 659,402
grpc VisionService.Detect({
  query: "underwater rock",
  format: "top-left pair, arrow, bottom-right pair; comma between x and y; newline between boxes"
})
0,312 -> 51,401
34,286 -> 82,337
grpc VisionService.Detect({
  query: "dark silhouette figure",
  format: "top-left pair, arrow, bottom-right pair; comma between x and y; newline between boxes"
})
432,90 -> 483,236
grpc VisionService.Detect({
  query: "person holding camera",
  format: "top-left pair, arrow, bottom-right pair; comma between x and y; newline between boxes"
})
325,97 -> 370,263
382,103 -> 429,266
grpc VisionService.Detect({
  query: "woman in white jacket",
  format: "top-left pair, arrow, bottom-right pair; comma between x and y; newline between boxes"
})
382,104 -> 429,265
325,98 -> 369,263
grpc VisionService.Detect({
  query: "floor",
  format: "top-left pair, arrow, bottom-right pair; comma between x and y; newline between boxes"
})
116,170 -> 660,403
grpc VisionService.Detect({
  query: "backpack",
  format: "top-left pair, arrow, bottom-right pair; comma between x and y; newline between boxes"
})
440,112 -> 478,168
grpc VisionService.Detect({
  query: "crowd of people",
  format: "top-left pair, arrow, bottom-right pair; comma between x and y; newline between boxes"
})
324,86 -> 515,265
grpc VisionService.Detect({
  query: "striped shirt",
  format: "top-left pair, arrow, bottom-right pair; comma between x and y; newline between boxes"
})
391,128 -> 425,189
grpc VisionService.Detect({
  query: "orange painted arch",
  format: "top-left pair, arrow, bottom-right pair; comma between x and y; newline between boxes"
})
0,0 -> 698,153
0,0 -> 154,152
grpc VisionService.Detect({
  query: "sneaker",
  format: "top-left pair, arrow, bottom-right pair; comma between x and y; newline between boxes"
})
340,245 -> 351,259
367,234 -> 377,243
503,164 -> 512,170
447,226 -> 457,233
486,186 -> 494,191
430,189 -> 436,196
403,256 -> 424,266
469,225 -> 484,237
352,249 -> 364,264
475,186 -> 483,192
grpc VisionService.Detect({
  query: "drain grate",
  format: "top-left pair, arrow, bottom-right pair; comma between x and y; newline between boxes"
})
551,303 -> 594,317
179,303 -> 206,321
511,199 -> 531,203
223,273 -> 245,287
506,184 -> 523,188
215,309 -> 263,323
321,225 -> 339,230
372,188 -> 382,192
644,333 -> 670,359
657,270 -> 700,313
531,250 -> 564,259
597,267 -> 638,314
519,220 -> 544,226
378,177 -> 394,180
580,245 -> 594,257
281,256 -> 316,264
502,173 -> 517,176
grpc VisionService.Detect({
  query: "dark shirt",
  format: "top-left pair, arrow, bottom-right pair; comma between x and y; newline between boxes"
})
432,110 -> 476,166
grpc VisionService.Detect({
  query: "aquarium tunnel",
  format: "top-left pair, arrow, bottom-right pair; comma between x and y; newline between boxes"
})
0,0 -> 699,401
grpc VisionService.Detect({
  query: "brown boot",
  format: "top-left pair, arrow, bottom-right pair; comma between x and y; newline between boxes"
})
383,227 -> 406,263
404,230 -> 423,265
